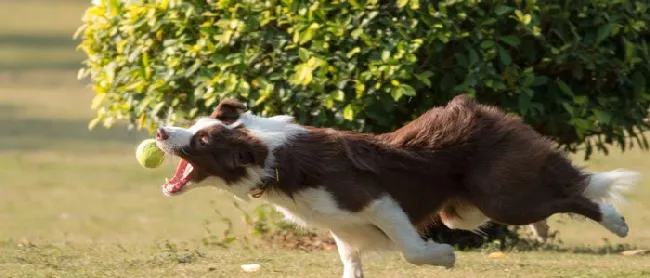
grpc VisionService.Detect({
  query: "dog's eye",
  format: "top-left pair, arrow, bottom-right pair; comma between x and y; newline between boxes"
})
197,135 -> 208,146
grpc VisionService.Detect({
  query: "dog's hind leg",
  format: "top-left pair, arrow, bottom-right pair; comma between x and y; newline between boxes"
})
582,169 -> 640,237
364,196 -> 455,268
478,195 -> 629,238
551,197 -> 629,237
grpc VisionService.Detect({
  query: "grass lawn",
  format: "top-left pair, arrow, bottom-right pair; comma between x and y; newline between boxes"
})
0,1 -> 649,277
2,244 -> 650,278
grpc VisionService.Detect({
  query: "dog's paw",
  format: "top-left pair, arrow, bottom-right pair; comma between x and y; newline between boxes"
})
403,241 -> 455,268
599,204 -> 629,238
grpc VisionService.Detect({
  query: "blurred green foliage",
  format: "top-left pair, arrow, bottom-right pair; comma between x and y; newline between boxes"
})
77,0 -> 650,158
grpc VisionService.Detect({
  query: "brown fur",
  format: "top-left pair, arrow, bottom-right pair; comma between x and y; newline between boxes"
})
176,124 -> 268,184
211,98 -> 246,125
185,94 -> 604,230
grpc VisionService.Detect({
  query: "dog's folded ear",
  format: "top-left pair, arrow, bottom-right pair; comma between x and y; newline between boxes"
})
211,99 -> 246,124
217,146 -> 268,171
447,94 -> 477,108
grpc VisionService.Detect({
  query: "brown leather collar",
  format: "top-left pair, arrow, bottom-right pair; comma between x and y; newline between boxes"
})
248,168 -> 279,198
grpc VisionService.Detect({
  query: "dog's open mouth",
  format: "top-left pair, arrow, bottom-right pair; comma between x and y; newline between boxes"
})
162,159 -> 195,196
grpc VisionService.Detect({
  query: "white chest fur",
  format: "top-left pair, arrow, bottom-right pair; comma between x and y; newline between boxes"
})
263,187 -> 368,228
261,187 -> 394,251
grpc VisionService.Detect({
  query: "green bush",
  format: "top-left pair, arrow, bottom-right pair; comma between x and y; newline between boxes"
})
77,0 -> 650,158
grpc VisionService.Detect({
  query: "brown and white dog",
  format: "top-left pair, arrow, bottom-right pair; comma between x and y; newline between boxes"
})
155,95 -> 639,278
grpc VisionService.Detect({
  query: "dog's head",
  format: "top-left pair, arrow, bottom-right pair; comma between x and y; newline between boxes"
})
155,99 -> 302,197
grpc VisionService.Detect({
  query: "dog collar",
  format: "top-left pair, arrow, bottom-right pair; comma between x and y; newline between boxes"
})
249,168 -> 279,198
249,185 -> 266,198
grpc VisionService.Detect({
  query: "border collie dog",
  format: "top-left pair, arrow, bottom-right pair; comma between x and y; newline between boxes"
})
156,95 -> 639,278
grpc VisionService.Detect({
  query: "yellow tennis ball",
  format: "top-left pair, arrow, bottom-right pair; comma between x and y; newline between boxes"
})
136,139 -> 165,168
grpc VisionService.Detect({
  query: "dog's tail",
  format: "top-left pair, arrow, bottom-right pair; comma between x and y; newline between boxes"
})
583,169 -> 640,205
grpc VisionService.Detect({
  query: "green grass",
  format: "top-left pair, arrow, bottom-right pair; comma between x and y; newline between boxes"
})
0,1 -> 649,277
2,243 -> 649,278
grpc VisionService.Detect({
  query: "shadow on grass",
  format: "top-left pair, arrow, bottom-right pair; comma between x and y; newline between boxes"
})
0,34 -> 78,48
0,103 -> 148,151
0,34 -> 81,71
474,225 -> 644,255
504,240 -> 641,255
0,62 -> 81,71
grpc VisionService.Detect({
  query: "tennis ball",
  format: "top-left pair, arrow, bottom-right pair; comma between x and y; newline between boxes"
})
136,139 -> 165,168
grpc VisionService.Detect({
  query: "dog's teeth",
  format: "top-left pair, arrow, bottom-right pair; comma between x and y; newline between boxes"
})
165,178 -> 169,183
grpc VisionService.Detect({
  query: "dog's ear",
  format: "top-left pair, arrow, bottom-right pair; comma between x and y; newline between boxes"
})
220,147 -> 267,170
447,94 -> 477,108
211,99 -> 246,124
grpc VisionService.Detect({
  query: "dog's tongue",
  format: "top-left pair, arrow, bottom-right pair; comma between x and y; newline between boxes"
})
162,159 -> 194,196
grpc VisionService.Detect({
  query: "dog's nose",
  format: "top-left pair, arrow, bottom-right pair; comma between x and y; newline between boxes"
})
156,128 -> 169,140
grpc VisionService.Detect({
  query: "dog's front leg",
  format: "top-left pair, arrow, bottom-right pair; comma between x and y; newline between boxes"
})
365,197 -> 455,268
331,232 -> 364,278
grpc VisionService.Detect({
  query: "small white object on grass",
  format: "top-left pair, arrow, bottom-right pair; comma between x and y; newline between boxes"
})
621,250 -> 649,256
241,263 -> 261,272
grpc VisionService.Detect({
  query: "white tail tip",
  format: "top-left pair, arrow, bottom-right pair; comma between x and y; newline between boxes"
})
584,169 -> 641,205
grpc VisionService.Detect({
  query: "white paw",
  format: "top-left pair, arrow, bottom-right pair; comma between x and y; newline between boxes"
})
403,241 -> 456,268
342,267 -> 364,278
599,204 -> 629,238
